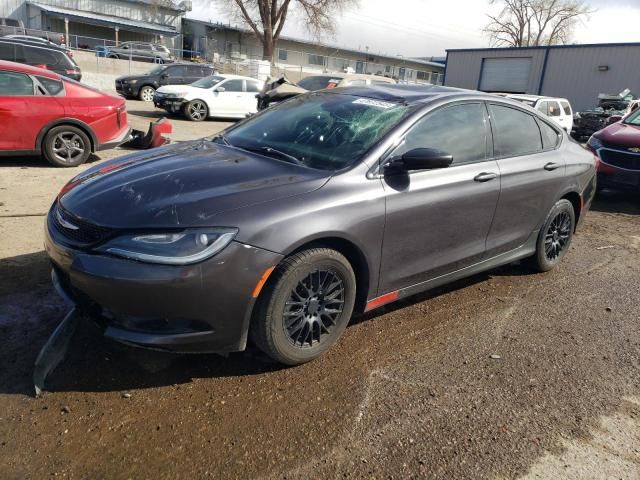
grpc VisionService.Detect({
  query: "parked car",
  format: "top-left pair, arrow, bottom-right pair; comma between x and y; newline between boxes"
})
572,92 -> 639,141
587,107 -> 640,193
154,74 -> 263,120
46,85 -> 596,365
257,73 -> 396,110
505,94 -> 573,132
0,37 -> 80,80
5,34 -> 71,55
0,60 -> 130,167
116,63 -> 216,102
0,18 -> 65,45
107,42 -> 174,64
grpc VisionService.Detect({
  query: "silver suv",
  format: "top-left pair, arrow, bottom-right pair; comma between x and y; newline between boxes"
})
107,42 -> 174,64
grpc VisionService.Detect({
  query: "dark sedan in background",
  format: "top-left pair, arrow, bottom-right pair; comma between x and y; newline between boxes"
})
46,85 -> 596,365
587,107 -> 640,193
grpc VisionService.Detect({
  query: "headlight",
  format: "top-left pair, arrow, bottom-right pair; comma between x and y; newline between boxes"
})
167,92 -> 188,99
587,135 -> 603,150
98,228 -> 237,265
128,79 -> 138,85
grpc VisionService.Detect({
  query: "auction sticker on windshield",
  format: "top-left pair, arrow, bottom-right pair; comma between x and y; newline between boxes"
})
352,98 -> 397,109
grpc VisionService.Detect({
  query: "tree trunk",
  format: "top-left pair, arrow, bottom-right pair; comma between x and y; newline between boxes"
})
262,36 -> 274,63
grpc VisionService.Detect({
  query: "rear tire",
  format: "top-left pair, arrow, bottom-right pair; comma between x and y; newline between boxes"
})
138,85 -> 156,102
108,54 -> 119,59
42,125 -> 92,167
251,248 -> 356,365
529,199 -> 575,272
184,99 -> 208,121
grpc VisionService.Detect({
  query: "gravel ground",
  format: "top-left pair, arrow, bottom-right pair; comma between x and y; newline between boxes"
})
1,105 -> 639,479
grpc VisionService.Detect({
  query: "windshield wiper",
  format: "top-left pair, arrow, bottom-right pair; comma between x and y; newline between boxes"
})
242,146 -> 304,166
211,134 -> 232,146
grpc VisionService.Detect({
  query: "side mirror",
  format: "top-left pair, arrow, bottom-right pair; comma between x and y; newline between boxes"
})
214,86 -> 226,92
160,73 -> 169,79
387,148 -> 453,171
607,115 -> 623,125
122,45 -> 129,49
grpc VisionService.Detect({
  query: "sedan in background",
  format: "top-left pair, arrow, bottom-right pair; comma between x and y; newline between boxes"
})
154,74 -> 263,121
587,106 -> 640,193
47,85 -> 595,366
0,60 -> 130,167
116,63 -> 216,102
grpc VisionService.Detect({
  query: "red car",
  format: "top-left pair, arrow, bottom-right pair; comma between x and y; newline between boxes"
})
0,60 -> 131,167
587,106 -> 640,193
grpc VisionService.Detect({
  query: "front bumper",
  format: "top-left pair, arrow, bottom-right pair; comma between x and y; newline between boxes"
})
115,82 -> 137,97
45,215 -> 283,353
97,126 -> 132,151
597,169 -> 640,192
154,96 -> 186,112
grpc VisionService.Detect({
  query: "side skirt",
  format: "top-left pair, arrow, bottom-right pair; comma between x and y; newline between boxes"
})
365,231 -> 538,312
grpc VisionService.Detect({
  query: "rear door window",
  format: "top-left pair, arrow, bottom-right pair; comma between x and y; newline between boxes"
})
560,101 -> 572,115
538,119 -> 561,150
221,79 -> 244,92
394,103 -> 488,165
489,104 -> 542,157
37,75 -> 64,95
0,71 -> 34,95
246,80 -> 261,92
0,42 -> 15,61
24,46 -> 59,66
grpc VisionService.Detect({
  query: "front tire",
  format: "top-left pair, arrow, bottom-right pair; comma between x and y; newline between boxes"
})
138,85 -> 156,102
252,248 -> 357,365
530,199 -> 575,272
42,125 -> 92,167
184,99 -> 208,121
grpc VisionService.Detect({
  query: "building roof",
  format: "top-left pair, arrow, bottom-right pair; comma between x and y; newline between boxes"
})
27,1 -> 180,37
184,19 -> 446,70
447,42 -> 640,53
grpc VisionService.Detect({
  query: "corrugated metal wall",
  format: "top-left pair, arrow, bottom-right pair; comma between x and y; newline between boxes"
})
541,46 -> 640,111
446,45 -> 640,111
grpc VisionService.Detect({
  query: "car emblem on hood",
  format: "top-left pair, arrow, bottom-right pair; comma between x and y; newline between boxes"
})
629,147 -> 640,153
56,208 -> 79,230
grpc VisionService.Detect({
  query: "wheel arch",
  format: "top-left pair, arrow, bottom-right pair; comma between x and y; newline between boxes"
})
283,236 -> 373,314
36,118 -> 97,153
560,191 -> 582,231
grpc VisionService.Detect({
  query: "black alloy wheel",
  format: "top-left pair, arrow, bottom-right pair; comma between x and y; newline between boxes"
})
251,248 -> 356,365
530,199 -> 575,272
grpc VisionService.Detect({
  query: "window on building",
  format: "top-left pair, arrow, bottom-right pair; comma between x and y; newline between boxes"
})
393,103 -> 487,165
308,54 -> 326,66
385,65 -> 391,73
489,104 -> 543,157
278,49 -> 287,61
0,72 -> 34,96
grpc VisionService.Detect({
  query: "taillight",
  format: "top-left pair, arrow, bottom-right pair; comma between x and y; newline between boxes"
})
65,69 -> 78,75
35,64 -> 47,69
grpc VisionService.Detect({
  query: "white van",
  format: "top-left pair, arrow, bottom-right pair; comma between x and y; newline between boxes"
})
506,95 -> 574,133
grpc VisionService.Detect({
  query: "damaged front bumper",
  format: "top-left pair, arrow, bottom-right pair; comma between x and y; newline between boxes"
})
44,217 -> 283,354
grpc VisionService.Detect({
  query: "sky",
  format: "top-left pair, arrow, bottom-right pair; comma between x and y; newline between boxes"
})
188,0 -> 640,57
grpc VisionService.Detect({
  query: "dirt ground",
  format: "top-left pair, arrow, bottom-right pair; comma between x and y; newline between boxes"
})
1,104 -> 639,479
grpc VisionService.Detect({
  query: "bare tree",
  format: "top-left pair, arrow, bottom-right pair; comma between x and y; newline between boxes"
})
214,0 -> 358,61
484,0 -> 593,47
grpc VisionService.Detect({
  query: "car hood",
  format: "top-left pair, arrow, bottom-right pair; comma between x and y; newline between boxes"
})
58,140 -> 331,228
596,122 -> 640,148
157,85 -> 196,95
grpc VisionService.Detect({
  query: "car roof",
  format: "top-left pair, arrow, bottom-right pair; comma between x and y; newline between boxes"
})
0,59 -> 60,79
328,84 -> 489,105
0,37 -> 67,52
218,74 -> 262,81
506,94 -> 569,103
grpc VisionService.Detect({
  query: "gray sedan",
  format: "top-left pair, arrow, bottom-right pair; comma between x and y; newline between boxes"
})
45,85 -> 596,365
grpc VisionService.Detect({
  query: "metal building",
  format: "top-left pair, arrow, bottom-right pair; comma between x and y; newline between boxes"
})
444,43 -> 640,111
0,0 -> 192,50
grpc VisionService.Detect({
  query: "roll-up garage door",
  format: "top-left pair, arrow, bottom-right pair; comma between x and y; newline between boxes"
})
479,57 -> 532,93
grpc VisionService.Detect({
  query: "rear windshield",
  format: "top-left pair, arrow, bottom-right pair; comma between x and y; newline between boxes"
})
192,75 -> 225,88
297,76 -> 344,91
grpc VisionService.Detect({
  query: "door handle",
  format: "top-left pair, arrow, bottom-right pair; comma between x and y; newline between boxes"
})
474,172 -> 498,182
544,162 -> 561,171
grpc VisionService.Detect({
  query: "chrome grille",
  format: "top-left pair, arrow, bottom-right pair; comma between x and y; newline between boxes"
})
51,204 -> 113,246
600,148 -> 640,171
